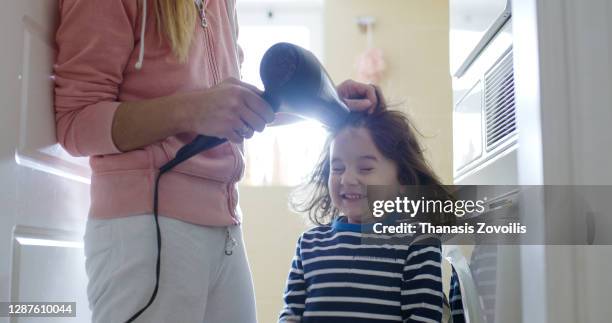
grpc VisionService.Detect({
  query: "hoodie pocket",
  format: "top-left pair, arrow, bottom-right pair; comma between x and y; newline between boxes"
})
89,148 -> 151,174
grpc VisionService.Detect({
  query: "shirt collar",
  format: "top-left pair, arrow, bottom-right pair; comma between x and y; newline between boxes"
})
332,216 -> 383,233
332,213 -> 404,233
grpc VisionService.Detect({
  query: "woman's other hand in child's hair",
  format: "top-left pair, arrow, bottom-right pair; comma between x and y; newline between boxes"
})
337,80 -> 386,114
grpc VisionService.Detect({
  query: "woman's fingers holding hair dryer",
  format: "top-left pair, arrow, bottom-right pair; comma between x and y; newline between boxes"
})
225,76 -> 265,97
238,88 -> 274,130
185,78 -> 274,143
234,120 -> 255,139
219,78 -> 274,124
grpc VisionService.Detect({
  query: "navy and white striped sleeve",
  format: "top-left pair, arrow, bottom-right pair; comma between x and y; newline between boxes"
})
449,266 -> 466,323
279,236 -> 306,323
401,238 -> 444,323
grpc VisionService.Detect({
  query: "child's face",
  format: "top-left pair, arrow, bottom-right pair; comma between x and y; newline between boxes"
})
329,127 -> 400,223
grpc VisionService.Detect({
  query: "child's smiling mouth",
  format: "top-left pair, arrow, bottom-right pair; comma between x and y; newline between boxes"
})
340,193 -> 366,200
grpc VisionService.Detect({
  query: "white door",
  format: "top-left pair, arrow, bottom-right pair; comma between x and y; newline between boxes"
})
1,1 -> 91,322
514,0 -> 612,322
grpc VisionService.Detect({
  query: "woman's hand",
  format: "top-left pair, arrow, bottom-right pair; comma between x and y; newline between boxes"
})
336,80 -> 386,114
184,78 -> 275,143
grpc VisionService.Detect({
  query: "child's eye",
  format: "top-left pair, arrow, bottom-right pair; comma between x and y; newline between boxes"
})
331,167 -> 345,173
360,168 -> 374,173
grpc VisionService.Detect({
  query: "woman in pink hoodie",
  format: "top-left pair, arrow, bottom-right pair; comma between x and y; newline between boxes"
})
54,0 -> 383,322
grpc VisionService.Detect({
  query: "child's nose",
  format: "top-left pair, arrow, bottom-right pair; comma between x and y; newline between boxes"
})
340,170 -> 360,185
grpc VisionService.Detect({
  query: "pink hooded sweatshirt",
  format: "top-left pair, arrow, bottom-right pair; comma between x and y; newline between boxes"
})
54,0 -> 244,226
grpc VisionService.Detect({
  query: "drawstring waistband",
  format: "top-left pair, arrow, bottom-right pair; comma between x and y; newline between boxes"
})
135,0 -> 147,70
225,227 -> 237,256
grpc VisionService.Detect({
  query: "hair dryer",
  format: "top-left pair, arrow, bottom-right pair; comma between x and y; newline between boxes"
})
161,42 -> 350,172
260,42 -> 351,129
126,43 -> 350,322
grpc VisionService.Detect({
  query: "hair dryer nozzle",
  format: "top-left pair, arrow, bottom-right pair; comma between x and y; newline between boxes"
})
260,42 -> 350,129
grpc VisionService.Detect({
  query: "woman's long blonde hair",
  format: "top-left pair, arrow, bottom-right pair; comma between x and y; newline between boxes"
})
154,0 -> 196,63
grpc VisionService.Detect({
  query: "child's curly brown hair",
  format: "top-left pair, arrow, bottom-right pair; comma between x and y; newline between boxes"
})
291,109 -> 452,226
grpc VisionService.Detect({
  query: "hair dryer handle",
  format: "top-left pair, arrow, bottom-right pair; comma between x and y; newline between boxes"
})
160,91 -> 278,174
160,135 -> 226,173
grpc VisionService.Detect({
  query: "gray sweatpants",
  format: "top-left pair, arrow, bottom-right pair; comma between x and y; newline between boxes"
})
83,214 -> 257,323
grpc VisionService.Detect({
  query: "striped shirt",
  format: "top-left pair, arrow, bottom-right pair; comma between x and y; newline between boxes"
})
449,266 -> 466,323
279,217 -> 444,323
447,246 -> 498,323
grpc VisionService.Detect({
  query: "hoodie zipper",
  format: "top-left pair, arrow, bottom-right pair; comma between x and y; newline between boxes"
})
198,0 -> 220,84
204,29 -> 221,85
198,1 -> 240,221
226,144 -> 243,221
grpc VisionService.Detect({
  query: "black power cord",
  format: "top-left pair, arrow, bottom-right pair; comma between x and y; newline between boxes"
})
124,89 -> 278,322
125,136 -> 226,323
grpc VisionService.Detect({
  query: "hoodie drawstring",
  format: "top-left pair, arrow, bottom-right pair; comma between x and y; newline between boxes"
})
135,0 -> 147,70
